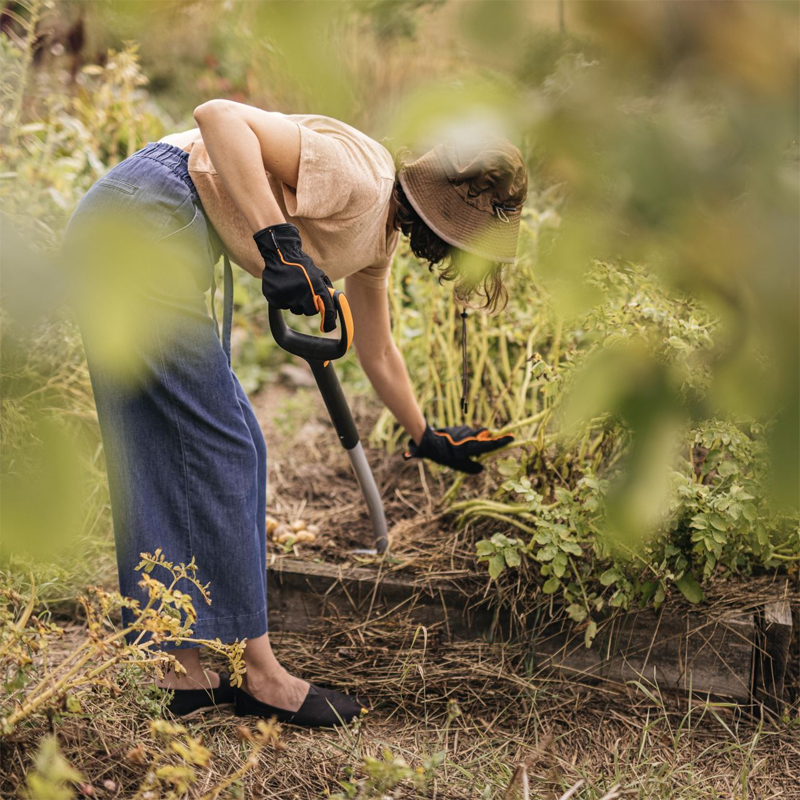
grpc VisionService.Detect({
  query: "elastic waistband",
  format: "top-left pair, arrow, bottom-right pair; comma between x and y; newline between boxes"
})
131,142 -> 197,197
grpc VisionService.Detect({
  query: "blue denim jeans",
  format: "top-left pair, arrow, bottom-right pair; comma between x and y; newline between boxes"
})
63,142 -> 268,649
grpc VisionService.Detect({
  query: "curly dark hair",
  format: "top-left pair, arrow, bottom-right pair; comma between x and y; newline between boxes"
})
390,152 -> 509,314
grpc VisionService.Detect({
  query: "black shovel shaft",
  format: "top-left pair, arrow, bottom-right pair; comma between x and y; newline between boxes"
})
310,359 -> 388,553
268,297 -> 389,553
309,359 -> 359,450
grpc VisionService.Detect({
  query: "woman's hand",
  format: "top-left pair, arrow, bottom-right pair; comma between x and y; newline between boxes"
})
403,423 -> 514,474
254,222 -> 337,332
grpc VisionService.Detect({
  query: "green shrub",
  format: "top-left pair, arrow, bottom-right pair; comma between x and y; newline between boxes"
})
383,234 -> 799,632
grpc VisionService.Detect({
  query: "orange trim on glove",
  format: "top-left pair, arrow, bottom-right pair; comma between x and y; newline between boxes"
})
272,239 -> 327,333
432,429 -> 515,447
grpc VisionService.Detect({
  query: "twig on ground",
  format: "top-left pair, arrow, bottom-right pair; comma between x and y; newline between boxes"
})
558,779 -> 586,800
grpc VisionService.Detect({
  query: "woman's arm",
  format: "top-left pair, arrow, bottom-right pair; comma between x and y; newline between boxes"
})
344,276 -> 427,445
192,99 -> 301,232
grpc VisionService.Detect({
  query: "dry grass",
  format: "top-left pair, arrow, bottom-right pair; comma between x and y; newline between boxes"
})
2,378 -> 798,799
2,616 -> 798,798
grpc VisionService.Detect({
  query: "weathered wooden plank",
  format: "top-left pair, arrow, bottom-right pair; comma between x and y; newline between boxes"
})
531,610 -> 755,701
754,597 -> 794,710
266,558 -> 790,705
266,559 -> 497,641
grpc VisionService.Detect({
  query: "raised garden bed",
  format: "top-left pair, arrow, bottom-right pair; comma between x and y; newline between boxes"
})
267,557 -> 796,709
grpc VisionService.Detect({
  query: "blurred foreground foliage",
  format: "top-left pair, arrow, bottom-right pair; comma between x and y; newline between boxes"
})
370,0 -> 800,624
0,0 -> 797,630
1,31 -> 165,579
388,236 -> 798,634
366,2 -> 800,620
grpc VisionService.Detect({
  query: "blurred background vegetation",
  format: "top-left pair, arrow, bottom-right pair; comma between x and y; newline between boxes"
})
1,0 -> 798,623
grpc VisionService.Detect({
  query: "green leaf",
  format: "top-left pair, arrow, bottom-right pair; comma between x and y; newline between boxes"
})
600,568 -> 621,586
537,544 -> 558,562
487,554 -> 505,581
717,459 -> 739,477
584,620 -> 598,648
640,581 -> 657,604
609,590 -> 627,608
594,596 -> 605,612
552,552 -> 568,578
675,574 -> 704,604
542,576 -> 560,594
709,514 -> 728,532
504,547 -> 521,568
475,540 -> 495,557
65,693 -> 82,713
497,459 -> 518,477
566,603 -> 587,623
554,488 -> 573,504
561,541 -> 583,556
756,524 -> 770,547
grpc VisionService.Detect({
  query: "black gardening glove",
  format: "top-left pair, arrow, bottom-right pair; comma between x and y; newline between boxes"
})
254,222 -> 337,333
403,423 -> 515,474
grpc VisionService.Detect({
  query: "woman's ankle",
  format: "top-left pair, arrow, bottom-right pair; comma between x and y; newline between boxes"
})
242,663 -> 291,693
241,668 -> 309,712
156,664 -> 220,690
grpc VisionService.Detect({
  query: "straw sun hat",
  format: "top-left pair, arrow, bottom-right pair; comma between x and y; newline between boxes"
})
397,137 -> 528,263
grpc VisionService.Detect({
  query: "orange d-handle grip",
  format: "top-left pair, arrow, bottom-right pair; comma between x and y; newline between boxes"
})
268,287 -> 353,362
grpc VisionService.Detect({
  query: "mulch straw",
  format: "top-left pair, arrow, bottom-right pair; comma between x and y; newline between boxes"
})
2,383 -> 797,798
3,611 -> 797,798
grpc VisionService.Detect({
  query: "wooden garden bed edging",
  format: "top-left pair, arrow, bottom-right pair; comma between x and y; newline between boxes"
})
266,559 -> 794,707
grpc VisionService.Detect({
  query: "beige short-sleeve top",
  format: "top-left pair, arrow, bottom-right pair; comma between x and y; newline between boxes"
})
186,113 -> 400,290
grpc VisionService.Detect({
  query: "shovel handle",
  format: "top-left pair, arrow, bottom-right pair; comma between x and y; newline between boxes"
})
268,287 -> 354,362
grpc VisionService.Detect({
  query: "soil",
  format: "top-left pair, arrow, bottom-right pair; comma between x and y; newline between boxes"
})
249,374 -> 468,573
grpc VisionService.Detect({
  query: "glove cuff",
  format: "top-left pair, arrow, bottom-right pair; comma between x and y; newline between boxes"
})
253,223 -> 302,258
253,222 -> 300,240
403,422 -> 434,460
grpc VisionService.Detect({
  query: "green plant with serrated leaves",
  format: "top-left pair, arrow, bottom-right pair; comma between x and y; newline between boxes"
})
476,533 -> 524,580
439,259 -> 797,636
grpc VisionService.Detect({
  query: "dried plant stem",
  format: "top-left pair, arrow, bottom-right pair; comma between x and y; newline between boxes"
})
2,0 -> 42,144
199,745 -> 265,800
558,779 -> 586,800
3,624 -> 136,729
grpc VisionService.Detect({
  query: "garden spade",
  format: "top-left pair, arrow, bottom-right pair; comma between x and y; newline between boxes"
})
268,289 -> 389,554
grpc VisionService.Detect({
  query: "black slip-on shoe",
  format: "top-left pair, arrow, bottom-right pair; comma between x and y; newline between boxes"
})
234,684 -> 364,728
164,672 -> 236,718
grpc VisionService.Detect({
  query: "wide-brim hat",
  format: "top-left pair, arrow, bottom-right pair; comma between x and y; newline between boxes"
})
398,137 -> 527,263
